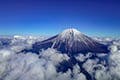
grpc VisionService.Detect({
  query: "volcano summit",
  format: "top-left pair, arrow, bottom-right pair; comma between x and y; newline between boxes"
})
31,28 -> 109,55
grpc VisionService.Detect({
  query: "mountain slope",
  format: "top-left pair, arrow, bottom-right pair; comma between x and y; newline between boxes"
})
32,28 -> 109,55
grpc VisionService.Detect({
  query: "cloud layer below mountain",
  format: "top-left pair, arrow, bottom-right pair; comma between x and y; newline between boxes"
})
0,36 -> 120,80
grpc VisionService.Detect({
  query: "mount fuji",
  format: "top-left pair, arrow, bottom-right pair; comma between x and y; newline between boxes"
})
21,28 -> 109,55
19,28 -> 109,80
1,28 -> 111,80
29,28 -> 109,55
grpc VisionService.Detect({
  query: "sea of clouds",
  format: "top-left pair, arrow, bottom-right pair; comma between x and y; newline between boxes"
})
0,35 -> 120,80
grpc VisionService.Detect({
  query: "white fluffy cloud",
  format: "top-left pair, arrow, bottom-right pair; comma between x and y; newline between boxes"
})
0,36 -> 120,80
40,48 -> 69,65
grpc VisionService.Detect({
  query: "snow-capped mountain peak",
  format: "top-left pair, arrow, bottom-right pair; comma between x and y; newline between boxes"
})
60,28 -> 82,37
30,28 -> 109,55
58,28 -> 84,41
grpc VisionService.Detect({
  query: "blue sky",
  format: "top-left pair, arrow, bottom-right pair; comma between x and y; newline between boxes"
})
0,0 -> 120,37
